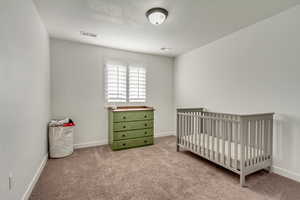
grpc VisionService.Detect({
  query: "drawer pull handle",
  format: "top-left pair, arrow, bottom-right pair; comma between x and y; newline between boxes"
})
123,126 -> 126,129
122,143 -> 126,146
144,132 -> 147,134
144,140 -> 148,143
144,123 -> 148,127
144,115 -> 147,118
123,116 -> 126,119
122,134 -> 126,137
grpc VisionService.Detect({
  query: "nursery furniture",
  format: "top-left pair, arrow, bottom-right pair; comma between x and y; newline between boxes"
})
176,108 -> 274,186
108,106 -> 154,150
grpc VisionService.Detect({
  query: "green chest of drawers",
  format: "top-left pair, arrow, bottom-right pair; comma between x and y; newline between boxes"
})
108,106 -> 154,150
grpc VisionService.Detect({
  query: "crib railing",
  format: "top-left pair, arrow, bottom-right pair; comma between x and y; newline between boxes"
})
239,113 -> 274,180
176,108 -> 274,186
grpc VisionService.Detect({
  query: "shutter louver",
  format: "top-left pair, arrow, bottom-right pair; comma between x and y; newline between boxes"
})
129,66 -> 146,102
105,64 -> 127,102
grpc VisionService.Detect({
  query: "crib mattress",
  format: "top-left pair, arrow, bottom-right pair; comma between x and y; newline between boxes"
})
180,133 -> 264,162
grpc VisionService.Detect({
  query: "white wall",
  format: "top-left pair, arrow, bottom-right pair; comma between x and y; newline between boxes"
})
0,0 -> 50,199
50,38 -> 175,147
175,5 -> 300,181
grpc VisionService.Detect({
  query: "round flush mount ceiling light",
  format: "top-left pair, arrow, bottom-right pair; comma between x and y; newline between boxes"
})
146,7 -> 168,25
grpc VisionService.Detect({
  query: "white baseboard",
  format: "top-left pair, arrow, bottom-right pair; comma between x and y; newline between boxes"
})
22,154 -> 48,200
272,166 -> 300,183
74,131 -> 176,149
155,131 -> 176,138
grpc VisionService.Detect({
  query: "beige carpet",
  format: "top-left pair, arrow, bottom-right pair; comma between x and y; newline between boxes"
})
30,136 -> 300,200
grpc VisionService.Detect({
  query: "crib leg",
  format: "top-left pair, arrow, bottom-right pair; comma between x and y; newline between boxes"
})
240,175 -> 246,187
176,144 -> 180,152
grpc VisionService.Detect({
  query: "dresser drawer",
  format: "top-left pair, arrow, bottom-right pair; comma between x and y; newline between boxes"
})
113,111 -> 153,122
114,128 -> 153,140
112,137 -> 154,150
113,120 -> 153,131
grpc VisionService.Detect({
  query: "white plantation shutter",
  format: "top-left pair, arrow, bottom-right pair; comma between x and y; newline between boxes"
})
129,66 -> 146,102
105,64 -> 127,102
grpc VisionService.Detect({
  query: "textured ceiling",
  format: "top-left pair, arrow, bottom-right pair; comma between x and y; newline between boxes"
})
34,0 -> 300,57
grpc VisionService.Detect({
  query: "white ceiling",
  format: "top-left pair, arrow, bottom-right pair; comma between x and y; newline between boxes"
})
34,0 -> 300,57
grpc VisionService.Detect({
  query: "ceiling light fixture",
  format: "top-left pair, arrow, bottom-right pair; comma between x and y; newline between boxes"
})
146,7 -> 168,25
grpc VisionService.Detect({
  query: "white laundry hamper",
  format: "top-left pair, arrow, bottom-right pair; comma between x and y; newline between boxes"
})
49,126 -> 74,158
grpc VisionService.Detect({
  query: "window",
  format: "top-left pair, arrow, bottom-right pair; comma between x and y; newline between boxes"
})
129,66 -> 146,102
105,64 -> 127,103
105,63 -> 146,103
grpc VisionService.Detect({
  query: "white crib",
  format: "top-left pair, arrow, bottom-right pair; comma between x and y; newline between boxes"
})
176,108 -> 274,186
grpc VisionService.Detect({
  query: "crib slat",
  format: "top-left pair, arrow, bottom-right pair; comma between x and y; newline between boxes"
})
183,114 -> 185,147
234,121 -> 238,170
194,114 -> 197,153
216,119 -> 220,163
208,115 -> 211,159
248,120 -> 251,167
248,120 -> 252,167
198,115 -> 202,155
192,114 -> 195,151
228,120 -> 232,167
191,114 -> 193,151
195,113 -> 197,152
179,115 -> 184,145
212,115 -> 215,161
197,115 -> 200,154
222,118 -> 226,164
263,120 -> 267,161
211,113 -> 213,158
186,113 -> 189,149
250,120 -> 254,167
252,120 -> 255,165
227,119 -> 230,166
266,120 -> 269,159
184,114 -> 187,148
201,113 -> 205,156
258,120 -> 261,162
191,114 -> 194,150
204,114 -> 207,156
188,113 -> 191,149
254,120 -> 258,166
244,120 -> 249,167
181,114 -> 183,146
202,115 -> 205,156
193,113 -> 197,152
197,114 -> 200,154
180,115 -> 182,146
258,120 -> 262,164
246,121 -> 249,167
261,120 -> 264,161
205,115 -> 209,157
205,117 -> 208,157
178,114 -> 181,146
259,120 -> 263,161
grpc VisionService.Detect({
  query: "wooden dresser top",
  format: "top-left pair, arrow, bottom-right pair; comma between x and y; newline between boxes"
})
108,106 -> 154,112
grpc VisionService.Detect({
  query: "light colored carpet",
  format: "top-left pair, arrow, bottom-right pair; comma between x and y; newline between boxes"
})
30,136 -> 300,200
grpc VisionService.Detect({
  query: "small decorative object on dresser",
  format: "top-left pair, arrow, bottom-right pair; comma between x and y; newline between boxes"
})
108,106 -> 154,150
